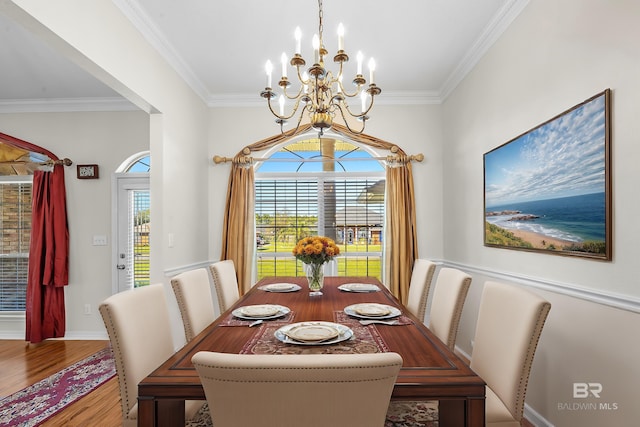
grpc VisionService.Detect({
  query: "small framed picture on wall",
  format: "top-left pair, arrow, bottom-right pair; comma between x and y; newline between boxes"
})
77,164 -> 99,179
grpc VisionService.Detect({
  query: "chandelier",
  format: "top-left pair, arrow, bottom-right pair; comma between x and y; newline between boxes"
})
260,0 -> 381,135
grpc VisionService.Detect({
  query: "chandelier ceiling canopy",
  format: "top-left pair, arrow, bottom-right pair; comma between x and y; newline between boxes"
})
260,0 -> 380,136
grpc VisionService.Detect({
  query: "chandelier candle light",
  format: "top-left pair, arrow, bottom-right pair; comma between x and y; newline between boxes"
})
260,0 -> 381,135
293,236 -> 340,295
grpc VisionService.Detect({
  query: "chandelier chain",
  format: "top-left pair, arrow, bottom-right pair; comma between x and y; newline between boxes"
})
318,0 -> 323,48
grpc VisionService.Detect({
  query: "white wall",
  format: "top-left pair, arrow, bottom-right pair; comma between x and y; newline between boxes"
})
0,111 -> 149,337
443,0 -> 640,425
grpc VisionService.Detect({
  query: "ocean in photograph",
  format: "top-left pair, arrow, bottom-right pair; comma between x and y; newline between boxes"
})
485,192 -> 605,242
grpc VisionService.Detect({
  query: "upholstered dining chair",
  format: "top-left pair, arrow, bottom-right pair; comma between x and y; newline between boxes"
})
171,268 -> 217,342
405,259 -> 437,322
427,267 -> 472,350
192,351 -> 403,427
99,284 -> 205,427
208,259 -> 240,313
470,281 -> 551,427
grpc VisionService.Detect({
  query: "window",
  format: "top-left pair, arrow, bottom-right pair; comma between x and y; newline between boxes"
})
0,177 -> 32,311
255,138 -> 385,280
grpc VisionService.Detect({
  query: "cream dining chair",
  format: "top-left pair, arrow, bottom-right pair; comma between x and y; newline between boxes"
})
171,268 -> 217,342
192,351 -> 403,427
99,284 -> 205,427
471,281 -> 551,427
208,260 -> 240,313
427,267 -> 472,350
405,259 -> 437,322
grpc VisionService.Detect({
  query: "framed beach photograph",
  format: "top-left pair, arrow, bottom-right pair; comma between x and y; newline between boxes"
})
483,89 -> 611,260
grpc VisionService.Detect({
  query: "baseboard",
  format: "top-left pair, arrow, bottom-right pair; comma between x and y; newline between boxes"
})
524,404 -> 555,427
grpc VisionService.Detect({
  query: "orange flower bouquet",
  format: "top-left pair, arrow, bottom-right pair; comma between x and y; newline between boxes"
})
292,236 -> 340,293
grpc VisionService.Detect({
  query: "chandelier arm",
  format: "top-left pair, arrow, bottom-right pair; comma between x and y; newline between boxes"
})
282,83 -> 304,101
337,80 -> 363,98
283,104 -> 309,135
266,94 -> 305,121
340,99 -> 370,120
295,65 -> 311,86
336,104 -> 366,134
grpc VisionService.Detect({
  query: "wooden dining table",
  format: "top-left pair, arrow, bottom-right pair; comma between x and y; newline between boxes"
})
137,276 -> 485,427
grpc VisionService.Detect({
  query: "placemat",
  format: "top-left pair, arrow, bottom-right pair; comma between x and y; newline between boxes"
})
240,319 -> 390,355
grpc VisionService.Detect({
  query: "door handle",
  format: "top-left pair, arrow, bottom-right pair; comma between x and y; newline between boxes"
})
117,264 -> 126,270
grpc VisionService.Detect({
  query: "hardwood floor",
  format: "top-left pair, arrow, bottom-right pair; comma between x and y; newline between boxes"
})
0,339 -> 536,427
0,339 -> 122,426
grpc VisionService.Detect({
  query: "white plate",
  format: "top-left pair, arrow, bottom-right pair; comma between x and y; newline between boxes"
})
344,303 -> 402,320
338,283 -> 380,293
232,304 -> 290,320
285,324 -> 339,342
275,322 -> 353,346
258,283 -> 301,293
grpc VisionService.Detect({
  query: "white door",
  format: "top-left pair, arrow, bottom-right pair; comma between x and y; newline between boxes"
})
113,174 -> 150,293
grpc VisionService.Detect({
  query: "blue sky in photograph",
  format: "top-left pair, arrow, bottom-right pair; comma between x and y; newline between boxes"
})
484,94 -> 606,208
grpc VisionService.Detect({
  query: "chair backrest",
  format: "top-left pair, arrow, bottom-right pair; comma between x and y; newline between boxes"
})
209,260 -> 240,313
470,281 -> 551,423
192,351 -> 403,427
99,284 -> 175,426
405,259 -> 437,321
171,268 -> 217,342
428,267 -> 472,350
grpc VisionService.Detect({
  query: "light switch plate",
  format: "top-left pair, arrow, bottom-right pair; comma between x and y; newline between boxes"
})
92,235 -> 108,246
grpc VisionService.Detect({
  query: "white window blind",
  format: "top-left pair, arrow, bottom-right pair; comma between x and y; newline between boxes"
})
0,180 -> 32,311
255,175 -> 384,279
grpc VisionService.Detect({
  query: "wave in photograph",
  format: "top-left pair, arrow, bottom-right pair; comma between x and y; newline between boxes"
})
485,192 -> 606,243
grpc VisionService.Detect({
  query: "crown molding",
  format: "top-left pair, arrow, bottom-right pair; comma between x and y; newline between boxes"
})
112,0 -> 210,104
0,97 -> 139,113
439,0 -> 530,99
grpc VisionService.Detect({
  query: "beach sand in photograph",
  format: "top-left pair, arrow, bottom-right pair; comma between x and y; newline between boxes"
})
509,229 -> 577,249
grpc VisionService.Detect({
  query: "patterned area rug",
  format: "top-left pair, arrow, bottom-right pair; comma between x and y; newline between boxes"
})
186,400 -> 438,427
0,348 -> 116,427
386,400 -> 439,427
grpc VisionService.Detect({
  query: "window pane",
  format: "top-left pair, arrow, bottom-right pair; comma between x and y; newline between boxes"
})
256,177 -> 384,280
0,182 -> 31,311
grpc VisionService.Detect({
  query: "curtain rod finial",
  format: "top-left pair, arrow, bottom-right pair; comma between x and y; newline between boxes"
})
213,155 -> 231,164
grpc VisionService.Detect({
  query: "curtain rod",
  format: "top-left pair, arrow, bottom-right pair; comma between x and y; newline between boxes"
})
212,153 -> 424,165
0,158 -> 73,166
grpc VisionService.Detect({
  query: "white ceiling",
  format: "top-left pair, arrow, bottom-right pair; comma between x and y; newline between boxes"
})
0,0 -> 528,112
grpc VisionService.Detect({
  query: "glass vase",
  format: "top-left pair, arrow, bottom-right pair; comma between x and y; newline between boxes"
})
304,262 -> 325,295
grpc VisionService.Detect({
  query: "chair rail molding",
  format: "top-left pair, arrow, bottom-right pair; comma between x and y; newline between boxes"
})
442,260 -> 640,314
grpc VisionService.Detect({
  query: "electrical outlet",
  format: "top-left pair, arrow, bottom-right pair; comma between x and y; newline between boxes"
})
84,304 -> 92,315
